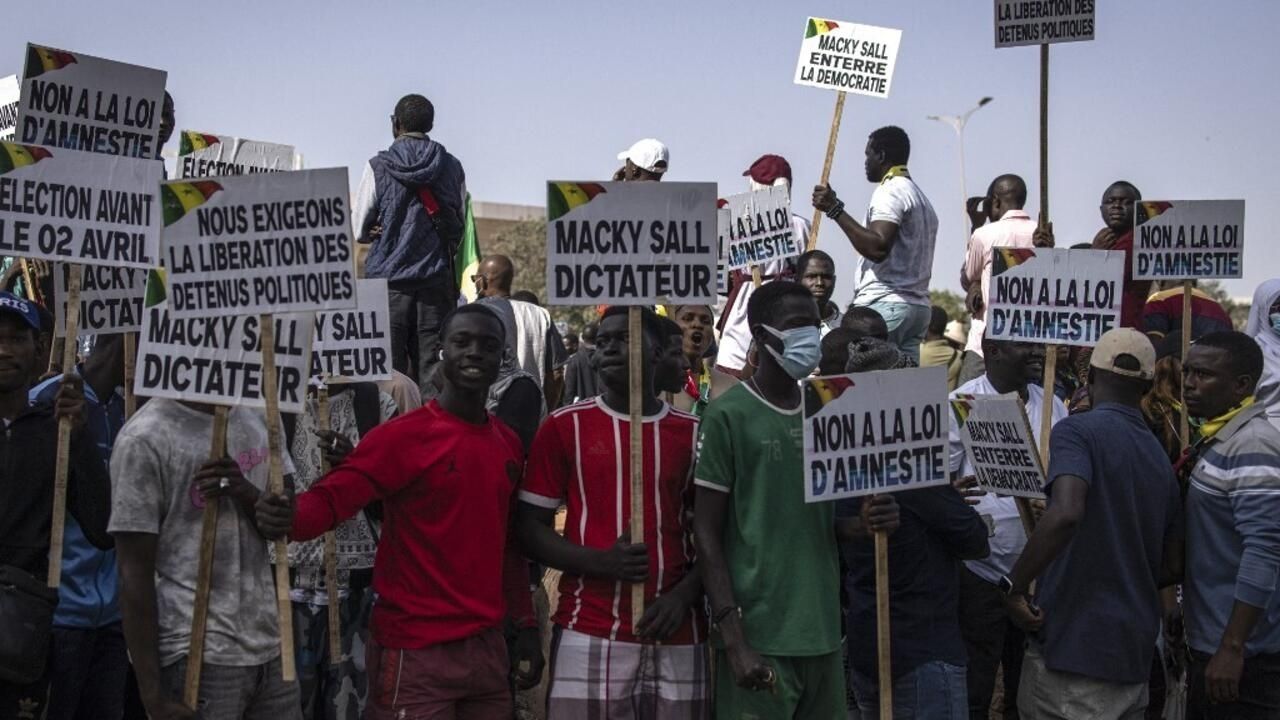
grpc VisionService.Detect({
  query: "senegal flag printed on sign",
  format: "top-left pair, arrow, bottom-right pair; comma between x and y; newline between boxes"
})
25,46 -> 77,80
178,131 -> 220,156
0,142 -> 52,175
161,181 -> 222,227
805,18 -> 840,39
144,268 -> 167,308
547,182 -> 607,222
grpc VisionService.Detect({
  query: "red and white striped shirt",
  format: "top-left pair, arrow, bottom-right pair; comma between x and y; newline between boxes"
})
520,398 -> 704,644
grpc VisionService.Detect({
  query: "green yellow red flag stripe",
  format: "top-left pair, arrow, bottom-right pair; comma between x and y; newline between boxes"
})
805,18 -> 840,39
161,181 -> 223,227
178,131 -> 222,156
0,142 -> 53,175
547,182 -> 607,221
144,268 -> 168,309
26,46 -> 77,79
993,248 -> 1037,276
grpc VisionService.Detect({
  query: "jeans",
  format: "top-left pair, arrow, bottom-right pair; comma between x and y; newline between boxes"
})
387,279 -> 456,396
46,622 -> 129,720
1188,649 -> 1280,720
958,568 -> 1024,719
292,571 -> 375,720
867,301 -> 932,361
159,655 -> 301,720
850,661 -> 968,720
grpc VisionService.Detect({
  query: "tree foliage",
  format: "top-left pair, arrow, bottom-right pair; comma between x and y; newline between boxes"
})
484,218 -> 596,332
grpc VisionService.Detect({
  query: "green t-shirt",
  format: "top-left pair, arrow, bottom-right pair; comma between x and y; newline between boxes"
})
694,383 -> 841,656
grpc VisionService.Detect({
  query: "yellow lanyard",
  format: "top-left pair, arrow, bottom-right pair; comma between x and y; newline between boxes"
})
881,165 -> 911,183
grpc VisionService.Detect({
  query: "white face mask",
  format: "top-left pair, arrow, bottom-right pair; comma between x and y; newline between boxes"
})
761,324 -> 821,379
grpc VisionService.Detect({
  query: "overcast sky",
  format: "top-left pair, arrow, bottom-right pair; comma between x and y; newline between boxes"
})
7,0 -> 1275,306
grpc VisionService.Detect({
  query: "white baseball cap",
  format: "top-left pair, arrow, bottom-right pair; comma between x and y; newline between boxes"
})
617,138 -> 669,174
1090,327 -> 1156,380
944,321 -> 967,346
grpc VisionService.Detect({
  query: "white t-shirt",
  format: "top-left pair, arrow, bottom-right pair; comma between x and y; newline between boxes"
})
852,175 -> 938,308
947,375 -> 1067,584
109,400 -> 296,666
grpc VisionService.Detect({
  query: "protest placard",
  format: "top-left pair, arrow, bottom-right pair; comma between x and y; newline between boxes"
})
135,270 -> 312,413
0,142 -> 162,268
1133,200 -> 1245,281
177,130 -> 297,179
803,366 -> 950,503
994,0 -> 1094,48
0,75 -> 18,141
161,167 -> 356,318
545,181 -> 717,305
951,393 -> 1046,499
985,248 -> 1123,347
16,44 -> 166,158
311,278 -> 391,382
718,186 -> 799,272
54,263 -> 146,336
794,18 -> 902,98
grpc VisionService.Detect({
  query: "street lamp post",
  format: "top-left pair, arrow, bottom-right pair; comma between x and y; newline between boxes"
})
928,96 -> 993,246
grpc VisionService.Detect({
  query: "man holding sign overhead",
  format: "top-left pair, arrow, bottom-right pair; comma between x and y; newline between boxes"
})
813,126 -> 938,361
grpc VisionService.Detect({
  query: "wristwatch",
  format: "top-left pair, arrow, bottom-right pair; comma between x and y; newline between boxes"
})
998,575 -> 1025,597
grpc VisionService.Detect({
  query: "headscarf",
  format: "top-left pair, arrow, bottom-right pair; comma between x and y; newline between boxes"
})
1245,279 -> 1280,427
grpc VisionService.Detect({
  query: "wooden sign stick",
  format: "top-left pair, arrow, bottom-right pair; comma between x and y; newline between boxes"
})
1039,43 -> 1049,222
19,259 -> 37,302
874,529 -> 893,720
1179,280 -> 1193,447
316,382 -> 342,666
260,313 -> 297,682
184,405 -> 229,707
123,332 -> 138,419
751,265 -> 763,289
808,91 -> 848,250
47,263 -> 83,588
628,306 -> 646,630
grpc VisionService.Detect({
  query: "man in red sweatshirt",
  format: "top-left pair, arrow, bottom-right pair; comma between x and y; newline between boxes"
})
256,304 -> 541,719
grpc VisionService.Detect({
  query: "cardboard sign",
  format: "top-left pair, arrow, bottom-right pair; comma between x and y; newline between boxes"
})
136,271 -> 312,412
311,278 -> 392,383
985,248 -> 1123,347
0,141 -> 163,268
161,167 -> 356,319
718,186 -> 799,271
803,366 -> 950,502
177,130 -> 296,179
794,18 -> 902,98
16,44 -> 166,158
951,393 -> 1046,499
0,75 -> 18,141
53,264 -> 146,337
545,181 -> 717,305
1133,200 -> 1245,281
994,0 -> 1095,48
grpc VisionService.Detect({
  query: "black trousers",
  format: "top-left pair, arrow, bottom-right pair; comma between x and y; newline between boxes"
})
387,280 -> 456,396
958,566 -> 1025,720
1189,649 -> 1280,720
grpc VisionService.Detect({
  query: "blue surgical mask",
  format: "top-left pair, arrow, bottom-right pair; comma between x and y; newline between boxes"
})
1270,313 -> 1280,335
762,325 -> 822,379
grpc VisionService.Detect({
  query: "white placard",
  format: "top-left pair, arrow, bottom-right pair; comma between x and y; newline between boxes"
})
0,141 -> 162,268
951,393 -> 1046,499
177,130 -> 296,178
994,0 -> 1095,48
794,18 -> 902,98
1133,200 -> 1245,281
54,264 -> 146,336
803,366 -> 951,503
0,75 -> 18,141
16,44 -> 166,158
311,278 -> 392,383
985,248 -> 1124,348
718,186 -> 799,272
161,168 -> 356,318
136,271 -> 312,413
545,181 -> 717,305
